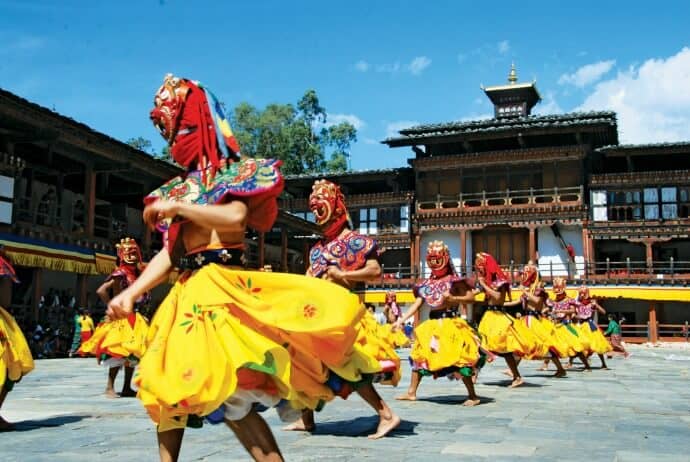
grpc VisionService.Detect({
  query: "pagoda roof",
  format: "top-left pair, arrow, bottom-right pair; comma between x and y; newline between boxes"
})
383,111 -> 617,147
0,87 -> 181,179
596,141 -> 690,156
285,167 -> 412,181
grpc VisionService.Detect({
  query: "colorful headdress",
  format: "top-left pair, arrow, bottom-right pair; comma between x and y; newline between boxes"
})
385,291 -> 397,304
151,74 -> 241,182
116,237 -> 142,266
522,261 -> 547,299
553,277 -> 567,295
309,179 -> 350,241
577,286 -> 590,302
475,252 -> 508,286
426,240 -> 453,278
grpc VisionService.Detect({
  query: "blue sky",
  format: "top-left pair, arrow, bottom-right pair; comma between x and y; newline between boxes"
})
1,0 -> 689,170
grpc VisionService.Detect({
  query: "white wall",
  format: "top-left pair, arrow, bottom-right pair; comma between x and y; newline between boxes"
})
537,224 -> 584,278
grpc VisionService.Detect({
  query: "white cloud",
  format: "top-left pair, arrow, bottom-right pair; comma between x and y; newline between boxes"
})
407,56 -> 432,75
363,137 -> 379,145
533,91 -> 563,115
354,60 -> 369,72
498,40 -> 510,55
326,113 -> 366,130
558,59 -> 616,87
385,120 -> 420,138
576,47 -> 690,143
376,62 -> 401,73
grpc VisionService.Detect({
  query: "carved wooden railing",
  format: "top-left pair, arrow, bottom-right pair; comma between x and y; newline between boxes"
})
416,186 -> 583,213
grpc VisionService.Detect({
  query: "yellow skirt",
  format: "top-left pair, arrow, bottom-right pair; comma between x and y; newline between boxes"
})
573,323 -> 594,355
134,264 -> 370,431
79,313 -> 149,361
382,323 -> 411,349
330,310 -> 401,387
533,317 -> 574,358
581,322 -> 612,355
551,323 -> 586,357
0,306 -> 34,391
411,317 -> 481,373
478,310 -> 543,357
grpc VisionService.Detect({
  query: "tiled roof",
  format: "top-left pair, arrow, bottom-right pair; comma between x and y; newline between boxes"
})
0,87 -> 181,175
284,167 -> 412,181
596,141 -> 690,152
383,111 -> 617,144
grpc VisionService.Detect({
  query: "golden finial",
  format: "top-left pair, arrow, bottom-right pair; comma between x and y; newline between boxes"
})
508,62 -> 518,84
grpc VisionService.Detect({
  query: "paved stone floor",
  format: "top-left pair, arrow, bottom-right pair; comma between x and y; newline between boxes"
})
2,345 -> 690,461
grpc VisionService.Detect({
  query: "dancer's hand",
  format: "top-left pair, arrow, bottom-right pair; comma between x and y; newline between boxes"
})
143,200 -> 179,229
326,266 -> 347,284
392,318 -> 404,332
107,292 -> 134,320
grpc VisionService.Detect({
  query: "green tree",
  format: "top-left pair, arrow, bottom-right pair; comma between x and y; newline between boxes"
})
231,90 -> 356,175
126,136 -> 153,154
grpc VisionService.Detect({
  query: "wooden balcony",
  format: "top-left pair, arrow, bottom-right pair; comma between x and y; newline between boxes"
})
279,191 -> 413,211
416,186 -> 585,222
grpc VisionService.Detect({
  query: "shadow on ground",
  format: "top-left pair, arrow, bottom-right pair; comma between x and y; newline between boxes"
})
11,414 -> 90,432
311,416 -> 419,438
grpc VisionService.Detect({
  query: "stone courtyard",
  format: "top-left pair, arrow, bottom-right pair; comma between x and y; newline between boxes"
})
1,345 -> 689,461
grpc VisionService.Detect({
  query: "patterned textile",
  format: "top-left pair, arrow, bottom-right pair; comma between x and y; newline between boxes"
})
309,230 -> 377,278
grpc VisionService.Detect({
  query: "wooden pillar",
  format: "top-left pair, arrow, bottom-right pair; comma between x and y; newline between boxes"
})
280,227 -> 288,272
409,237 -> 415,278
414,233 -> 421,279
77,274 -> 88,308
648,302 -> 658,343
258,231 -> 266,268
528,225 -> 536,263
32,268 -> 42,324
84,165 -> 96,237
645,239 -> 654,274
459,228 -> 467,275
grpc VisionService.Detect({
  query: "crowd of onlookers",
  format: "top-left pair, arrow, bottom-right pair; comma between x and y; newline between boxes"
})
14,288 -> 107,359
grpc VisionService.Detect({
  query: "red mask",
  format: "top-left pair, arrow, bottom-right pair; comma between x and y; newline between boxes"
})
309,180 -> 349,241
578,286 -> 590,302
522,264 -> 537,287
385,291 -> 397,304
426,240 -> 452,278
116,237 -> 142,266
553,277 -> 567,296
150,74 -> 241,180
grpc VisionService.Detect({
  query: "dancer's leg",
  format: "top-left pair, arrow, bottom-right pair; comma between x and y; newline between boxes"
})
157,429 -> 184,462
356,383 -> 401,439
226,410 -> 284,462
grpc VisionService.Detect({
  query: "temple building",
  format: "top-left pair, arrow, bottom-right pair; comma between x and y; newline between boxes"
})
283,66 -> 690,343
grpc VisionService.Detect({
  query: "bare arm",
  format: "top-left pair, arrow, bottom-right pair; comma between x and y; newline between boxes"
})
327,258 -> 382,284
478,277 -> 501,300
143,200 -> 248,232
107,249 -> 173,319
503,298 -> 523,308
593,300 -> 606,315
396,297 -> 424,326
96,280 -> 114,304
444,288 -> 480,306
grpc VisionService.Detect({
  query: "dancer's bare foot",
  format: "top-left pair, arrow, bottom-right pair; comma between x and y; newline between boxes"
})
553,370 -> 567,378
282,418 -> 315,432
501,368 -> 514,378
563,363 -> 572,369
368,413 -> 401,439
0,416 -> 14,431
509,377 -> 524,388
583,368 -> 592,373
104,389 -> 119,399
601,366 -> 610,370
395,392 -> 417,401
119,388 -> 137,398
537,366 -> 548,371
462,398 -> 481,407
